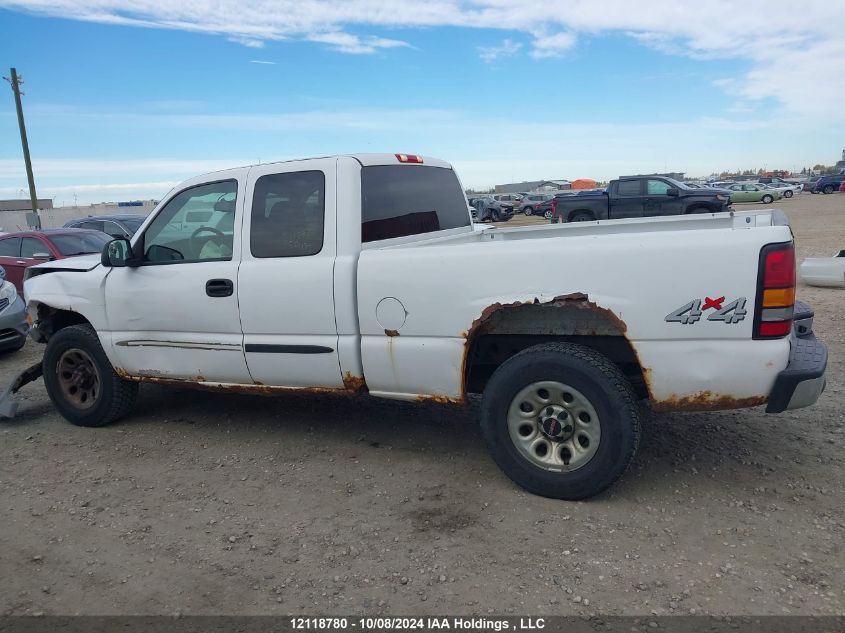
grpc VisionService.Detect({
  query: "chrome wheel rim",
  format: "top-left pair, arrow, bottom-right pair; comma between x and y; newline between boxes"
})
507,381 -> 601,472
57,348 -> 101,410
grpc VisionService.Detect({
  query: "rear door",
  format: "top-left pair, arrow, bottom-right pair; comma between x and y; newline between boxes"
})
237,159 -> 342,388
610,179 -> 645,218
0,237 -> 22,292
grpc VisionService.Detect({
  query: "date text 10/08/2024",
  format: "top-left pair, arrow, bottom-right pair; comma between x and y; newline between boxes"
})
290,617 -> 547,630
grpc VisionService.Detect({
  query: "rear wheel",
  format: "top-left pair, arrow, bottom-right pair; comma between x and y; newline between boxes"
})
43,324 -> 138,427
480,342 -> 641,500
523,207 -> 532,216
569,211 -> 595,222
784,189 -> 793,198
762,194 -> 774,204
822,185 -> 834,194
543,209 -> 553,219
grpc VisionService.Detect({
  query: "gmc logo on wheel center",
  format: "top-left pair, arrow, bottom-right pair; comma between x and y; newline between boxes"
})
665,296 -> 747,325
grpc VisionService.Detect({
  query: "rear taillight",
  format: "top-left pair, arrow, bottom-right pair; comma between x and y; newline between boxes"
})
551,199 -> 558,215
754,242 -> 795,339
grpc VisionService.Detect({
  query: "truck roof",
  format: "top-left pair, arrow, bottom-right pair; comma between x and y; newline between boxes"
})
189,153 -> 454,181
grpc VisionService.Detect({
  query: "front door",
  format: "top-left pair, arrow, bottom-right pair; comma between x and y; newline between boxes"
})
237,159 -> 342,388
645,179 -> 680,215
103,177 -> 252,384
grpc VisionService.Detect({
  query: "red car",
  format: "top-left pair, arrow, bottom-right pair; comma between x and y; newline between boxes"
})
0,229 -> 112,293
839,181 -> 845,192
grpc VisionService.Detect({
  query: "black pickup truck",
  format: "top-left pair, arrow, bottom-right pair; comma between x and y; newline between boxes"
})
552,176 -> 730,222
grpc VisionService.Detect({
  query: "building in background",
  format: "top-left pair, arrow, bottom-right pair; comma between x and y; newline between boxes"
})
0,198 -> 157,232
495,179 -> 571,193
0,198 -> 53,212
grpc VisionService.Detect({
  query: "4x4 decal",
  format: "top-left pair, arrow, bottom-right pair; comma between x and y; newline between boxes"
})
665,296 -> 747,325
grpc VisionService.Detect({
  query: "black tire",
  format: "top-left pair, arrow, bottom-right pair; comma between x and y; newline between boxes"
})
523,207 -> 532,216
43,324 -> 138,427
0,337 -> 26,354
543,209 -> 553,219
569,211 -> 595,222
762,194 -> 774,204
822,185 -> 834,194
480,342 -> 641,500
784,189 -> 793,198
492,209 -> 501,222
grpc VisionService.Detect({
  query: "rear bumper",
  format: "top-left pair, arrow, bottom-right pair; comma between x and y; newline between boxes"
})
766,303 -> 827,413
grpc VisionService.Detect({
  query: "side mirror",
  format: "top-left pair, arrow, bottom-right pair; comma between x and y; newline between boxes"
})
101,238 -> 134,268
666,187 -> 680,197
32,252 -> 54,261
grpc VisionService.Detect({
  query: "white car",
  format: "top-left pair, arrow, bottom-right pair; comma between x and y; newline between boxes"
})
756,182 -> 801,198
10,153 -> 828,500
800,251 -> 845,288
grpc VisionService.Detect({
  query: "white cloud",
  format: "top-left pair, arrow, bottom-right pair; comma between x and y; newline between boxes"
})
2,1 -> 844,115
478,38 -> 521,62
229,36 -> 264,48
307,31 -> 409,54
249,59 -> 275,65
1,106 -> 830,202
528,31 -> 577,59
1,1 -> 843,116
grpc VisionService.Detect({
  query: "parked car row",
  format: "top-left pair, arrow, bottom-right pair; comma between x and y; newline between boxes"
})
62,213 -> 147,238
810,174 -> 845,194
468,196 -> 515,222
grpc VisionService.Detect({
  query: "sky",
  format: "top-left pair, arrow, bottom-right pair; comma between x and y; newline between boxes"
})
0,0 -> 843,205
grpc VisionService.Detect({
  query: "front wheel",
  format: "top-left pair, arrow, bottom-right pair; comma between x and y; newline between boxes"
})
523,207 -> 532,216
822,185 -> 834,194
480,342 -> 641,500
762,194 -> 774,204
43,324 -> 138,427
784,189 -> 793,198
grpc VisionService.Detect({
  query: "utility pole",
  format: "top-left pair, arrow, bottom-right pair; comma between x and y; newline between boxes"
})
3,68 -> 40,227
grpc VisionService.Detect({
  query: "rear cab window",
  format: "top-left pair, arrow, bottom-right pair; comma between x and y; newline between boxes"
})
616,180 -> 641,196
361,165 -> 470,243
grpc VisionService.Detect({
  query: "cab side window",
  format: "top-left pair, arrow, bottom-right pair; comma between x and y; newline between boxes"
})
250,171 -> 325,258
140,180 -> 238,264
647,179 -> 671,195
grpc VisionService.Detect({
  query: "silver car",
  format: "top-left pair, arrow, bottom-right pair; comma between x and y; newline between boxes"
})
0,266 -> 28,353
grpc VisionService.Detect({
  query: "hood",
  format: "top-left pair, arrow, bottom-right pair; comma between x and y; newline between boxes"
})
32,253 -> 102,272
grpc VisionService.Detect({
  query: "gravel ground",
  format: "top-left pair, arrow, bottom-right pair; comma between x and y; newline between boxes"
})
0,193 -> 842,616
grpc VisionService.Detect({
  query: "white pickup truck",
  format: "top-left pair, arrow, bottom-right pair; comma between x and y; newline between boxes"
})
10,153 -> 827,500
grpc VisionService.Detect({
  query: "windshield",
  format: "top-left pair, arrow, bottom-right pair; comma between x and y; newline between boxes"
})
50,232 -> 112,256
122,218 -> 145,233
664,177 -> 692,190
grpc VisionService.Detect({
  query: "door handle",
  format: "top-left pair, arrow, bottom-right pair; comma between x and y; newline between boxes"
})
205,278 -> 234,297
16,260 -> 26,264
